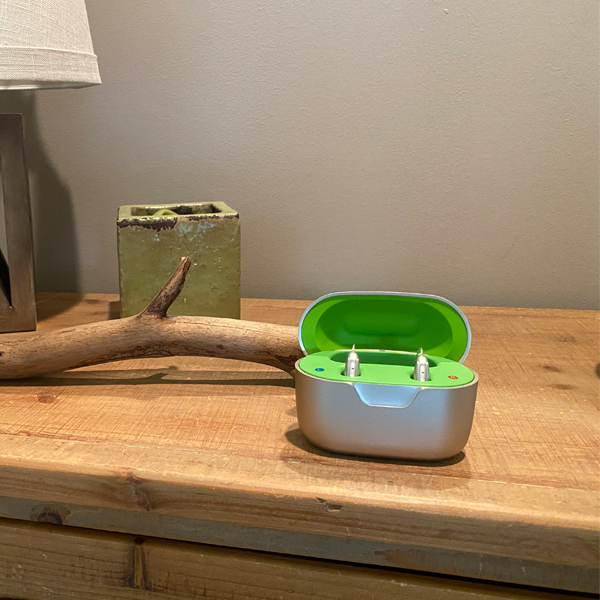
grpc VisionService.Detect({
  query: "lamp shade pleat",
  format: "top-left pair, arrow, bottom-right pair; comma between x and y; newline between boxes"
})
0,0 -> 100,89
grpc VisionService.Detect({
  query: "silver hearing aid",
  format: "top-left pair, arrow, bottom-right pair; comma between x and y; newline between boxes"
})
413,347 -> 431,381
344,345 -> 361,377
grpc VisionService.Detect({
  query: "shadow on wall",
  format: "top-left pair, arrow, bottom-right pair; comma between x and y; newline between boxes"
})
0,91 -> 80,296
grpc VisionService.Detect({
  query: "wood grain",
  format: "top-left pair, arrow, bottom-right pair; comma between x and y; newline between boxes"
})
0,518 -> 590,600
0,114 -> 36,332
0,294 -> 597,593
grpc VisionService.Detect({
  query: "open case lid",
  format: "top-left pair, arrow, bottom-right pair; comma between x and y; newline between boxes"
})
298,292 -> 471,363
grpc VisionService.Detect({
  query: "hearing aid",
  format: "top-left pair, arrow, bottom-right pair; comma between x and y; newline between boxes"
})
413,347 -> 431,382
344,344 -> 361,377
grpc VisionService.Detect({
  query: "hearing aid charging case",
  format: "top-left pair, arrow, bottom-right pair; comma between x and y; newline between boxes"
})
294,292 -> 478,460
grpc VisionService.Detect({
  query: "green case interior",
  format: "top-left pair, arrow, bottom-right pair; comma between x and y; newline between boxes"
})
298,292 -> 473,387
298,349 -> 474,387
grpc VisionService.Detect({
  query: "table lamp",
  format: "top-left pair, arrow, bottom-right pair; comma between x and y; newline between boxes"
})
0,0 -> 100,333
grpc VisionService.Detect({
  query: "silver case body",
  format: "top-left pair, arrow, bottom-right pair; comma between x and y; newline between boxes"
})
294,364 -> 478,460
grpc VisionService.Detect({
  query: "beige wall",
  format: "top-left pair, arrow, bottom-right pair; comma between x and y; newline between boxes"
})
0,0 -> 597,308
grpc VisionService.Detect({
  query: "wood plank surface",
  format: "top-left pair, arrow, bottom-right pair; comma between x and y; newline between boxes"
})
0,294 -> 597,593
0,517 -> 591,600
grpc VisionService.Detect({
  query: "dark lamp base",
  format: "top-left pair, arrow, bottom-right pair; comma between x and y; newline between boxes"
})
0,114 -> 36,333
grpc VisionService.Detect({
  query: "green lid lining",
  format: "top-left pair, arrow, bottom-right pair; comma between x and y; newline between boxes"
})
298,292 -> 471,363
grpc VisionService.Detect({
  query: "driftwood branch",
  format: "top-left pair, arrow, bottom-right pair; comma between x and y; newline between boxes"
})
0,257 -> 303,380
143,256 -> 191,317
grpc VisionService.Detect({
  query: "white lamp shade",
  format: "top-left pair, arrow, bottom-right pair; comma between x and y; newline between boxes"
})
0,0 -> 100,90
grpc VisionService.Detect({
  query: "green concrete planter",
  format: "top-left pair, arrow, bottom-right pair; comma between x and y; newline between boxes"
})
118,202 -> 240,318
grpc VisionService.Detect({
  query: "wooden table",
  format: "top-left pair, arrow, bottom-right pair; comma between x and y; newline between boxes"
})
0,294 -> 597,599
